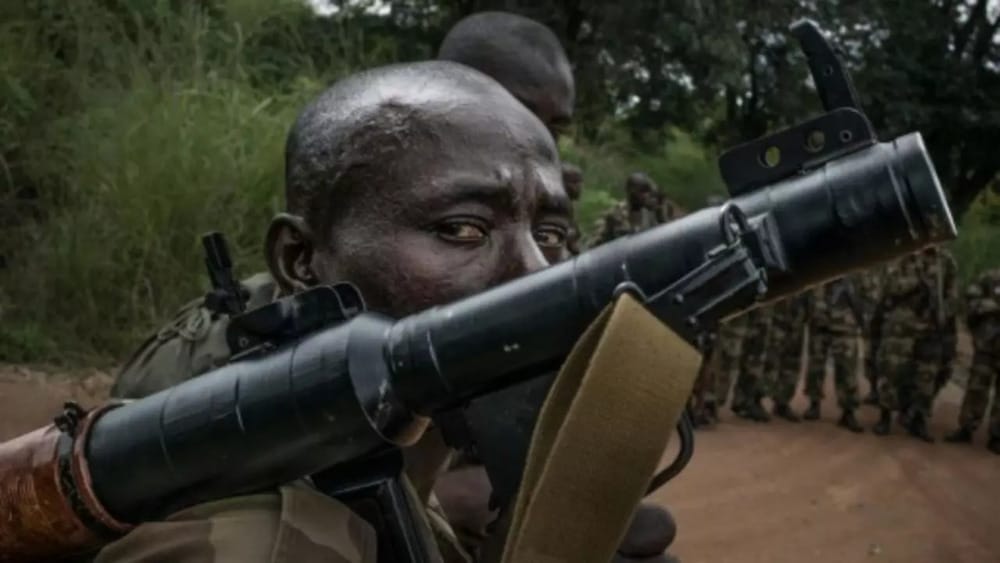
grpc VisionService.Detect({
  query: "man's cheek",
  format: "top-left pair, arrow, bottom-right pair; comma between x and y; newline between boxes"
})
395,244 -> 499,304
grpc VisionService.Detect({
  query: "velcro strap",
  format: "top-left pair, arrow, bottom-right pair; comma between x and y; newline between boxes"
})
501,294 -> 700,563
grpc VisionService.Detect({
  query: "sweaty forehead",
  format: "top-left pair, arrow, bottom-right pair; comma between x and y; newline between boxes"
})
337,93 -> 565,216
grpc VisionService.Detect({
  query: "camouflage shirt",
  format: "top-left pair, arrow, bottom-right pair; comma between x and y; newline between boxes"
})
807,277 -> 862,334
920,247 -> 960,327
852,267 -> 885,321
585,198 -> 683,248
770,291 -> 809,329
966,268 -> 1000,355
967,267 -> 1000,323
878,253 -> 936,337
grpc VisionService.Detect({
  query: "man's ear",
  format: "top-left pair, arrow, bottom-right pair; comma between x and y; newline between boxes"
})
265,213 -> 318,294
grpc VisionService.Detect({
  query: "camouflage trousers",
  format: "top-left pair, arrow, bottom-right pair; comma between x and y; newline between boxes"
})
863,332 -> 880,391
691,337 -> 719,410
957,350 -> 1000,437
763,321 -> 804,406
805,328 -> 859,410
931,328 -> 958,397
714,319 -> 747,406
876,335 -> 938,417
733,309 -> 771,407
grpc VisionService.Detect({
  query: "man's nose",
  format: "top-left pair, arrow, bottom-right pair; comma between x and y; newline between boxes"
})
503,233 -> 549,281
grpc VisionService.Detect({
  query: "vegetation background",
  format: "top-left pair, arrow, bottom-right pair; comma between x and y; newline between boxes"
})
1,0 -> 998,364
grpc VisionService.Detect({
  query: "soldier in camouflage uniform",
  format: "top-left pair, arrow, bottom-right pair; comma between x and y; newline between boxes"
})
586,172 -> 664,247
763,292 -> 809,422
105,56 -> 675,563
925,247 -> 960,400
689,195 -> 725,427
945,268 -> 1000,455
731,307 -> 773,422
854,267 -> 885,405
803,278 -> 865,432
562,163 -> 584,256
872,250 -> 939,441
711,316 -> 748,419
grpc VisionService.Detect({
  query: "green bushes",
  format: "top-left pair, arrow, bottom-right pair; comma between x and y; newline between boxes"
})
0,1 -> 345,363
563,128 -> 727,228
951,192 -> 1000,287
0,2 -> 994,365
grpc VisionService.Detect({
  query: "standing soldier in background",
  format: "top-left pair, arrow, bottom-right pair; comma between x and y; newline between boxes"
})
654,186 -> 685,224
764,293 -> 810,421
562,163 -> 584,256
713,316 -> 749,419
872,251 -> 937,441
586,172 -> 664,247
691,333 -> 721,427
803,278 -> 865,432
732,307 -> 773,422
945,268 -> 1000,455
855,267 -> 885,405
690,195 -> 726,427
926,246 -> 960,399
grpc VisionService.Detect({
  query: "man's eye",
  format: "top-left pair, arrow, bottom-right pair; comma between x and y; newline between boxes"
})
534,225 -> 568,248
434,220 -> 488,243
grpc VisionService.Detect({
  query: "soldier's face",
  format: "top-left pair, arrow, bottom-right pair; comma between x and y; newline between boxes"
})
561,164 -> 583,201
312,99 -> 571,318
628,183 -> 657,209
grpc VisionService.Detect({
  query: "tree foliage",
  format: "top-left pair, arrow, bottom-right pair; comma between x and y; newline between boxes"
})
348,0 -> 999,215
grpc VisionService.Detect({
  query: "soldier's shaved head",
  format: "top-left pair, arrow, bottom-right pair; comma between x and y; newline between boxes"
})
270,61 -> 571,316
438,11 -> 574,138
625,171 -> 658,210
284,61 -> 557,235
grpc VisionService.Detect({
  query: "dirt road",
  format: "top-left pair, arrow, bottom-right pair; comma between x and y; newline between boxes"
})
1,365 -> 998,562
652,386 -> 1000,563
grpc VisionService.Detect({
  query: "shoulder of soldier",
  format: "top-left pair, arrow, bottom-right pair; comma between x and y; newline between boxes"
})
584,201 -> 627,248
111,272 -> 278,399
94,482 -> 377,563
979,268 -> 1000,286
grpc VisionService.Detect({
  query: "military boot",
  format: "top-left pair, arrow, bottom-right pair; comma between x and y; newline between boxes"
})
736,400 -> 771,422
704,401 -> 719,424
944,427 -> 973,444
987,436 -> 1000,456
837,410 -> 864,433
773,403 -> 801,422
904,413 -> 935,443
872,408 -> 892,435
802,400 -> 821,421
692,407 -> 714,429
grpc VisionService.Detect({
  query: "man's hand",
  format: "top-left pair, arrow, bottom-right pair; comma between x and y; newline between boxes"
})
613,502 -> 679,563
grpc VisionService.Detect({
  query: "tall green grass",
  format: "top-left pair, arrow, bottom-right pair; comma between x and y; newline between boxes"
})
0,2 -> 994,365
562,127 -> 727,228
0,1 -> 371,363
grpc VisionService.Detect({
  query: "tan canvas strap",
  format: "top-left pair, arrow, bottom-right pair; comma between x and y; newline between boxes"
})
501,294 -> 700,563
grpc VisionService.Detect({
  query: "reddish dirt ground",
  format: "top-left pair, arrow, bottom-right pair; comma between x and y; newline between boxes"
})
2,364 -> 998,562
652,382 -> 1000,563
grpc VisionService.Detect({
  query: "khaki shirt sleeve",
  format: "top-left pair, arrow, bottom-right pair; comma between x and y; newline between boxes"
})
94,485 -> 376,563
